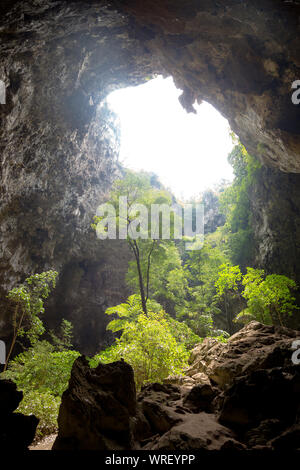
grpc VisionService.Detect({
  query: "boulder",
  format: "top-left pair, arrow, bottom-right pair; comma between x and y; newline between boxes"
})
143,413 -> 244,451
0,379 -> 38,450
187,322 -> 299,390
137,383 -> 183,436
183,383 -> 217,413
271,424 -> 300,451
53,357 -> 136,450
219,366 -> 300,432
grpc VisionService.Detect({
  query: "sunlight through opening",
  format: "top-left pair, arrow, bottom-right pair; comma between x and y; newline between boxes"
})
107,76 -> 234,201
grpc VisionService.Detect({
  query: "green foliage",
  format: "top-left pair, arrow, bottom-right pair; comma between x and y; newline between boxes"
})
164,315 -> 201,350
17,390 -> 61,441
183,232 -> 231,337
4,340 -> 80,396
4,332 -> 79,440
4,270 -> 58,373
219,142 -> 261,268
49,319 -> 74,351
214,264 -> 243,334
6,270 -> 58,350
93,308 -> 189,390
3,270 -> 78,441
215,264 -> 242,296
236,268 -> 299,326
92,170 -> 177,315
105,294 -> 199,349
105,294 -> 144,333
126,241 -> 189,317
92,170 -> 173,240
95,296 -> 196,389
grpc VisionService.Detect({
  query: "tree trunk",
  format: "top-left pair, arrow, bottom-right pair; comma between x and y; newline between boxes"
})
130,240 -> 148,316
146,240 -> 156,302
224,293 -> 233,335
3,304 -> 24,372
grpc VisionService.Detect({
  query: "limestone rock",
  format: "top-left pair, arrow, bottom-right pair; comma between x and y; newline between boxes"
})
271,424 -> 300,451
53,357 -> 137,450
219,366 -> 300,433
143,413 -> 244,451
183,383 -> 217,413
187,321 -> 299,390
1,0 -> 300,352
53,323 -> 300,450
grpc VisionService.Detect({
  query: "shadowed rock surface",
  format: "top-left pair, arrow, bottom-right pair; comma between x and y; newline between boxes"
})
0,379 -> 38,450
53,357 -> 136,450
184,321 -> 300,388
1,0 -> 300,351
53,322 -> 300,450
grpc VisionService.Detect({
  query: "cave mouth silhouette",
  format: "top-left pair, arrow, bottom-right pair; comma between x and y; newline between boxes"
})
1,0 -> 300,355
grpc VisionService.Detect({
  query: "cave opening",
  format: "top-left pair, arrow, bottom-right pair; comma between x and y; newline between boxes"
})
106,75 -> 234,200
1,0 -> 300,452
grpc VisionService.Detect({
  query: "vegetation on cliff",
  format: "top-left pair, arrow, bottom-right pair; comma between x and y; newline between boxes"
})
1,140 -> 299,442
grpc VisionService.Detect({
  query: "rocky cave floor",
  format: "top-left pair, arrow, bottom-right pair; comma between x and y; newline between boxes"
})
2,321 -> 299,451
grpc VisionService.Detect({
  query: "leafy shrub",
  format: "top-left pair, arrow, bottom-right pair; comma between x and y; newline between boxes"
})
235,268 -> 299,326
166,316 -> 201,349
17,390 -> 61,441
91,303 -> 189,390
5,340 -> 80,396
4,270 -> 58,371
4,339 -> 80,441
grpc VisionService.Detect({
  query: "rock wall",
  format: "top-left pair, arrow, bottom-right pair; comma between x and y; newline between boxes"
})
0,1 -> 150,351
1,0 -> 300,351
251,166 -> 300,282
121,0 -> 300,171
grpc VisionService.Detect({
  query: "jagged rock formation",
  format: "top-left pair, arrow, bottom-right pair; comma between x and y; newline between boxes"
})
0,379 -> 38,450
177,321 -> 299,388
53,357 -> 136,450
1,0 -> 300,351
53,322 -> 300,451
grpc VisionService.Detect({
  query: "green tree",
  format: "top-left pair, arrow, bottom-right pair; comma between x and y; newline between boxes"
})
4,340 -> 79,396
92,297 -> 190,390
4,270 -> 58,371
183,231 -> 230,336
92,171 -> 178,316
236,268 -> 299,326
49,319 -> 74,351
219,141 -> 261,268
104,294 -> 199,349
215,264 -> 242,334
4,337 -> 80,440
126,241 -> 188,317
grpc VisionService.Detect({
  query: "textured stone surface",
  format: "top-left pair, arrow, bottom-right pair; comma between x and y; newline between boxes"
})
0,2 -> 138,351
182,383 -> 217,413
54,323 -> 300,450
249,166 -> 300,315
142,413 -> 244,451
53,356 -> 137,450
185,321 -> 299,389
121,0 -> 300,172
1,0 -> 300,351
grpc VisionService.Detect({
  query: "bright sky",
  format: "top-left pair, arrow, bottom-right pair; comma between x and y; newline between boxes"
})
107,76 -> 234,200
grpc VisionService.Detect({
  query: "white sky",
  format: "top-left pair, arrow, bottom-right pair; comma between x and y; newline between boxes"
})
107,76 -> 234,200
